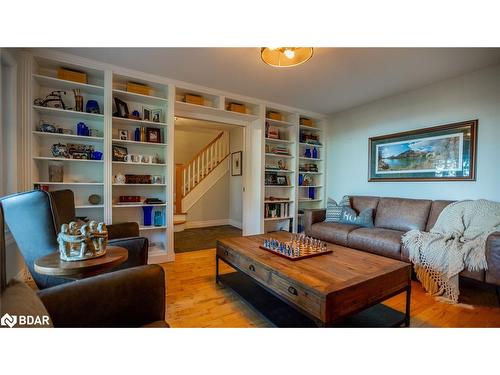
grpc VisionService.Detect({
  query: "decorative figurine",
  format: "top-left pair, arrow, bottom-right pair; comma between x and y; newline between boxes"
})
57,220 -> 108,261
34,90 -> 67,109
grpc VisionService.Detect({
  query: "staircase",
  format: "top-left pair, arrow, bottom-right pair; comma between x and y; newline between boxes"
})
174,131 -> 230,231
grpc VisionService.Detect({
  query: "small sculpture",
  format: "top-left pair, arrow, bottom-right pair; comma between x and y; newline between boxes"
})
57,220 -> 108,261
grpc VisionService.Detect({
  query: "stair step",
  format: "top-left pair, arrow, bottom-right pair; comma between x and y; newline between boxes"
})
174,219 -> 186,225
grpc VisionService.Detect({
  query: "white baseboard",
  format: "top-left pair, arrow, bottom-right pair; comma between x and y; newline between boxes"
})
185,219 -> 231,229
228,219 -> 242,229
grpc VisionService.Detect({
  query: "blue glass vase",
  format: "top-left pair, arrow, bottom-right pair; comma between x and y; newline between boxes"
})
142,206 -> 153,226
154,211 -> 163,227
298,174 -> 304,186
304,148 -> 312,158
308,187 -> 315,200
312,147 -> 318,159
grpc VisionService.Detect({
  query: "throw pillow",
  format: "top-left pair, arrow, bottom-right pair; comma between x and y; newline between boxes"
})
325,195 -> 351,223
339,207 -> 374,228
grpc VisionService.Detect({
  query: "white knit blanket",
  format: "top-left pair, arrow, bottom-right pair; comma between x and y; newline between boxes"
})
402,199 -> 500,303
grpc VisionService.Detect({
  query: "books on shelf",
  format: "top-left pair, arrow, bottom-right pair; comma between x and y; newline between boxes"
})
264,202 -> 290,219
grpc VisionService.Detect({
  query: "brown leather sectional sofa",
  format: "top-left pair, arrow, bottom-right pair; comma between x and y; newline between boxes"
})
304,196 -> 500,287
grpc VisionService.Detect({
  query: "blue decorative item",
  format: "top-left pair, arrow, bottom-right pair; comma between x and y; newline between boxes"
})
132,110 -> 140,118
312,147 -> 318,159
142,206 -> 153,226
91,151 -> 103,160
304,148 -> 312,158
154,211 -> 163,227
77,122 -> 86,136
134,127 -> 140,141
85,100 -> 100,114
298,174 -> 304,186
308,187 -> 315,200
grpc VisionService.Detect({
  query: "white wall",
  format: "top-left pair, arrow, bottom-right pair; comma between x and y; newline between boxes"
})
326,64 -> 500,202
174,127 -> 220,165
229,126 -> 244,228
186,173 -> 230,224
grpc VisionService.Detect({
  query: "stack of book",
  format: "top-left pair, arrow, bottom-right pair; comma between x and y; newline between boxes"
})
271,146 -> 289,155
264,202 -> 290,218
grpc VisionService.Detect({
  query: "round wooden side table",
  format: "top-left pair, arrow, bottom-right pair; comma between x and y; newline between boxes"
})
34,246 -> 128,279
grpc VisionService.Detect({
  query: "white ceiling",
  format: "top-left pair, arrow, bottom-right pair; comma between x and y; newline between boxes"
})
58,48 -> 500,114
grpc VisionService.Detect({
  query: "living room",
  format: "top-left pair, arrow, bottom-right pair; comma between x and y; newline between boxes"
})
1,2 -> 499,374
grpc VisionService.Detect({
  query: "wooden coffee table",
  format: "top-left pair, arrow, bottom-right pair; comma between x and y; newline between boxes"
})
216,232 -> 411,327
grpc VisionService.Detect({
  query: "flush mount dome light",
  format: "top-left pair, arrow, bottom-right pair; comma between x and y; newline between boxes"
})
261,47 -> 313,67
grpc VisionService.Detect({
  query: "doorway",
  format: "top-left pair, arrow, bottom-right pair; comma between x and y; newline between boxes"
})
173,117 -> 244,252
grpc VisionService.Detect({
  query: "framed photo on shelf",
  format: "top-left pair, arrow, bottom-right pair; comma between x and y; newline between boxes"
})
118,129 -> 129,140
276,175 -> 288,186
142,106 -> 152,121
151,108 -> 162,123
146,128 -> 161,143
368,120 -> 477,182
268,126 -> 280,139
112,145 -> 128,162
265,173 -> 277,185
231,151 -> 242,176
114,97 -> 129,118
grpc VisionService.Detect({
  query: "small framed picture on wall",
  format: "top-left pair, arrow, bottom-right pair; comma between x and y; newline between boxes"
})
231,151 -> 242,176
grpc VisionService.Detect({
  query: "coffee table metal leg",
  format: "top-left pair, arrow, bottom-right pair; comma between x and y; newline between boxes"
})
404,284 -> 411,327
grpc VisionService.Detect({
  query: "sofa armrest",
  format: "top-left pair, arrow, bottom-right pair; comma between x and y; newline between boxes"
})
38,265 -> 166,327
107,222 -> 140,240
304,209 -> 326,234
485,231 -> 500,286
110,236 -> 149,269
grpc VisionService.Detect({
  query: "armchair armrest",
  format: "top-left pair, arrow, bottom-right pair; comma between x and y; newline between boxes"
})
38,265 -> 166,327
485,231 -> 500,286
107,222 -> 140,240
304,209 -> 326,234
110,236 -> 149,269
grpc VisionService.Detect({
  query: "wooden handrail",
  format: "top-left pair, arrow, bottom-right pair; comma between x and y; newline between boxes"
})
182,131 -> 224,172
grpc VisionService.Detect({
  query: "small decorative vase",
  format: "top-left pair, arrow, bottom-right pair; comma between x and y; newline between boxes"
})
304,148 -> 312,158
312,147 -> 318,159
142,206 -> 153,226
308,187 -> 315,200
298,174 -> 304,186
134,128 -> 140,141
154,211 -> 163,227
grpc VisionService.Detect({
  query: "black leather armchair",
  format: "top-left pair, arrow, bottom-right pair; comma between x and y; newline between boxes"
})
0,190 -> 148,289
1,202 -> 168,327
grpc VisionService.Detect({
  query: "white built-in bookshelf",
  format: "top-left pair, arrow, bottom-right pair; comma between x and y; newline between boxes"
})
26,50 -> 326,259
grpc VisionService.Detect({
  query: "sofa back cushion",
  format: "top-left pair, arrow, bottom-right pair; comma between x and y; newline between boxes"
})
425,200 -> 455,231
349,196 -> 379,215
374,197 -> 432,232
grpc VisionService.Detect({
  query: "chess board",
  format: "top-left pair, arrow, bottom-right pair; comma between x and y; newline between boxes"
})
259,244 -> 332,261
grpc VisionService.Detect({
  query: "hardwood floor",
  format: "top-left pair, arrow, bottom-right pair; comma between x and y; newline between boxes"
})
162,248 -> 500,328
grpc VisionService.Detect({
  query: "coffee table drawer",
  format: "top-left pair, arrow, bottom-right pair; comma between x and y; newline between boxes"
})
238,256 -> 271,284
217,244 -> 240,266
269,273 -> 323,319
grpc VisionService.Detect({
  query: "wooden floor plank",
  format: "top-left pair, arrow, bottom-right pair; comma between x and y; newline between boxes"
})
162,248 -> 500,328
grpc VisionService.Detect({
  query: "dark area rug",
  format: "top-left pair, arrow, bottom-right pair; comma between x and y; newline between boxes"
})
174,225 -> 242,253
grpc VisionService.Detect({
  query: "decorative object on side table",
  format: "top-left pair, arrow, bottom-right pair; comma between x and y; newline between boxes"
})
231,151 -> 242,176
57,221 -> 108,261
368,120 -> 478,182
260,233 -> 331,261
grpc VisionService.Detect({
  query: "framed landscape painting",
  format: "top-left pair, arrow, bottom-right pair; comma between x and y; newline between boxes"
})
368,120 -> 477,181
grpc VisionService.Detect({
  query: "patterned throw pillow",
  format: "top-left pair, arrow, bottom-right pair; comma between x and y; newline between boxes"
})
325,195 -> 351,223
339,207 -> 374,227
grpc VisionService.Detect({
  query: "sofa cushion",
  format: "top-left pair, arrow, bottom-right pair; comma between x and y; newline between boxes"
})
374,197 -> 432,232
350,196 -> 379,215
339,207 -> 374,228
425,200 -> 454,231
347,227 -> 404,260
325,196 -> 350,223
309,222 -> 360,246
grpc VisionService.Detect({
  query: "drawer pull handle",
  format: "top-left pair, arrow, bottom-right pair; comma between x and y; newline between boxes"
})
224,250 -> 229,256
248,264 -> 255,272
288,286 -> 298,295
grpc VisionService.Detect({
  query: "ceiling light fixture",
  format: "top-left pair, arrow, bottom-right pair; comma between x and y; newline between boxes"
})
261,47 -> 313,68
